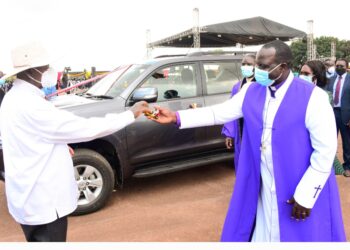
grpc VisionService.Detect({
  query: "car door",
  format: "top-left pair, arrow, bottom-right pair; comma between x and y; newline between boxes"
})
201,60 -> 242,150
125,62 -> 208,165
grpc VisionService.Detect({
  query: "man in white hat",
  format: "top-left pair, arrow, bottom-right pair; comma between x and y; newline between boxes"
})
0,41 -> 151,242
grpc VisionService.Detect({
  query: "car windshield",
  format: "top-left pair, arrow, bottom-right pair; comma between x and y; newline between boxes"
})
86,64 -> 151,97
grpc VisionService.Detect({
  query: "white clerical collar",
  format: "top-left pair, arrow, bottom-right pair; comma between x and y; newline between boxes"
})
272,71 -> 294,99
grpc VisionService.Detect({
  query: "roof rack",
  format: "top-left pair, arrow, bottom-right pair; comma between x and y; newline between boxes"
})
187,51 -> 256,57
153,54 -> 186,59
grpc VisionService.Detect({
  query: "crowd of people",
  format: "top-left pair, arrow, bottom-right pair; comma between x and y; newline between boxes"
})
0,40 -> 348,242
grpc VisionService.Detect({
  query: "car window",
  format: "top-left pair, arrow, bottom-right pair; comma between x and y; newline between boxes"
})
87,66 -> 128,96
88,64 -> 150,97
203,61 -> 241,95
141,64 -> 198,102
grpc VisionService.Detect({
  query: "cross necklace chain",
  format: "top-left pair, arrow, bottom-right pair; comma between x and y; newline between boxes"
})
260,98 -> 273,153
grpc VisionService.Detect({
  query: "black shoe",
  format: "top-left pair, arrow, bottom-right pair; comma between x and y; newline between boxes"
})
343,170 -> 350,177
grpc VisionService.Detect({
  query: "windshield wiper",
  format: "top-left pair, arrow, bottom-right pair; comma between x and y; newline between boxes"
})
85,94 -> 114,99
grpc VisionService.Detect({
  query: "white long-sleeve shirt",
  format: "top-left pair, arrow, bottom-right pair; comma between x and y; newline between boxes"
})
178,72 -> 337,242
0,79 -> 135,225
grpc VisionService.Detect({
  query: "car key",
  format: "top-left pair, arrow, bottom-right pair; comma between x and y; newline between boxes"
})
144,109 -> 160,119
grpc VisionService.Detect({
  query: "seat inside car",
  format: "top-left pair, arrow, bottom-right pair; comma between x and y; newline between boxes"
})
180,68 -> 193,84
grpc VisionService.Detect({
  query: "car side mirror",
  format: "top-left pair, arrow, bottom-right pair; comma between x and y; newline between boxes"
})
131,87 -> 158,103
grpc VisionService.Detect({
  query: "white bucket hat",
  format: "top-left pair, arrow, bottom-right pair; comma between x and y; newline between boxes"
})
1,41 -> 52,80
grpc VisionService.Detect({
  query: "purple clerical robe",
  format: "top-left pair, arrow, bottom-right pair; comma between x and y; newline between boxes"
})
221,77 -> 346,242
222,82 -> 241,169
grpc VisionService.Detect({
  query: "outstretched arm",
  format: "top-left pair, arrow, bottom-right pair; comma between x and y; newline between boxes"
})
148,82 -> 252,128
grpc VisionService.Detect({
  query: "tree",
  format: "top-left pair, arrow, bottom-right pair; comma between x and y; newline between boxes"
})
337,40 -> 350,61
290,36 -> 350,69
314,36 -> 338,59
290,39 -> 307,71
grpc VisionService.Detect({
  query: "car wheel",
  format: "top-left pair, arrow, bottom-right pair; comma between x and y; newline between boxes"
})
72,148 -> 115,216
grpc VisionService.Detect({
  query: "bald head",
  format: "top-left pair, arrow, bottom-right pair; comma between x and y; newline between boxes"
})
261,40 -> 293,68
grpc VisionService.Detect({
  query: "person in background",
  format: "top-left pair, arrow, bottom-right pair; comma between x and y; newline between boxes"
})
299,60 -> 327,88
0,71 -> 5,181
324,59 -> 336,79
299,60 -> 344,175
222,54 -> 255,170
0,71 -> 6,104
148,40 -> 345,242
0,41 -> 150,242
327,58 -> 350,177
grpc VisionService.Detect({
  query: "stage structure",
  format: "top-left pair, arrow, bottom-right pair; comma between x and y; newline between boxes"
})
148,15 -> 306,49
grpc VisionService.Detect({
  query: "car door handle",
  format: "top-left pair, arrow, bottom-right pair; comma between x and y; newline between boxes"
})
188,103 -> 202,109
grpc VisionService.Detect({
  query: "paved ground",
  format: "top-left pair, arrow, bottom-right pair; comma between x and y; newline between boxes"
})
0,160 -> 349,242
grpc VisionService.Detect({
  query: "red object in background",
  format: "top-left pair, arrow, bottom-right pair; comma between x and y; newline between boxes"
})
57,71 -> 63,81
46,65 -> 131,98
163,68 -> 169,78
57,71 -> 63,90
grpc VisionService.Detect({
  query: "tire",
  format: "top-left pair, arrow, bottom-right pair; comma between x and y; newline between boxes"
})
72,149 -> 115,216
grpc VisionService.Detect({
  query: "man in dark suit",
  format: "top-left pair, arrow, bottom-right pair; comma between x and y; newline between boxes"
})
327,58 -> 350,177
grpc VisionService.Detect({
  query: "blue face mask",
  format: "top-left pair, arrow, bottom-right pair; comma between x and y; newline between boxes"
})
299,74 -> 314,84
241,65 -> 254,78
0,79 -> 5,86
41,86 -> 57,98
254,64 -> 282,87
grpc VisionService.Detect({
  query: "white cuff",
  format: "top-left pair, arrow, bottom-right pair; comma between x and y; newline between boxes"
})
178,107 -> 215,129
294,166 -> 331,209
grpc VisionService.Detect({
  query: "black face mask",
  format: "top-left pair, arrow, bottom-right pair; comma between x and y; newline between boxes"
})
336,68 -> 346,76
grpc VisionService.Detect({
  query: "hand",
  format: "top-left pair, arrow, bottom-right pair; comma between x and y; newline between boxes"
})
145,105 -> 177,124
68,146 -> 75,157
130,101 -> 151,118
188,103 -> 197,109
287,197 -> 311,221
225,137 -> 233,149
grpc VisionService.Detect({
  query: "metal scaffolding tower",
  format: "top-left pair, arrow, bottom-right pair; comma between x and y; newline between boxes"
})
192,8 -> 200,48
307,20 -> 315,60
331,41 -> 336,60
313,44 -> 317,60
146,29 -> 152,59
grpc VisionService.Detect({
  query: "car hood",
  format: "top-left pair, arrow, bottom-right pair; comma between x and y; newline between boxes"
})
51,94 -> 97,108
60,96 -> 126,118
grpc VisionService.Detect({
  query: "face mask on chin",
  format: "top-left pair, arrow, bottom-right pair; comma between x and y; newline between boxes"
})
254,63 -> 282,87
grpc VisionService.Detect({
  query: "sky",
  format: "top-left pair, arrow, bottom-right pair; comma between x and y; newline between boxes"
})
1,0 -> 349,72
